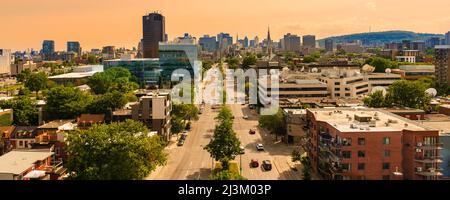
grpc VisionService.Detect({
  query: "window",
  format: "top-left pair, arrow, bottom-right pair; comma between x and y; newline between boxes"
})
342,151 -> 352,159
382,163 -> 390,170
383,137 -> 391,145
384,150 -> 391,157
19,141 -> 23,146
382,175 -> 390,180
358,151 -> 366,158
358,163 -> 365,170
358,138 -> 365,145
341,163 -> 351,172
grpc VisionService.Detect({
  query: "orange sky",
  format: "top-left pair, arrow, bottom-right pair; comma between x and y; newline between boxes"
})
1,0 -> 450,51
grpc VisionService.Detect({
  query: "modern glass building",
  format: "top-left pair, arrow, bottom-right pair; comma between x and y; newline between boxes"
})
159,43 -> 201,83
103,58 -> 161,85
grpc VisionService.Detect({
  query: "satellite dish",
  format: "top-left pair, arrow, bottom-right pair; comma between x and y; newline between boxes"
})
311,68 -> 319,73
385,68 -> 392,74
371,86 -> 387,96
425,88 -> 438,97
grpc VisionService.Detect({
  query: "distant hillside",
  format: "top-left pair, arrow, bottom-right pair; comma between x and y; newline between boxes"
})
318,30 -> 444,46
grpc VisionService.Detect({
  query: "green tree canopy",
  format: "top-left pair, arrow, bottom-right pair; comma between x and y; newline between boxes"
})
45,86 -> 93,119
387,80 -> 431,110
87,67 -> 136,95
0,96 -> 39,126
66,120 -> 167,180
16,69 -> 32,83
365,57 -> 399,73
242,54 -> 257,69
259,109 -> 286,139
86,91 -> 128,114
25,72 -> 48,97
363,91 -> 387,108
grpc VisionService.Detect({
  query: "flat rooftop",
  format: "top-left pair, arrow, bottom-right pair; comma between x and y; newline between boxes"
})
309,108 -> 435,132
0,151 -> 53,175
49,71 -> 99,79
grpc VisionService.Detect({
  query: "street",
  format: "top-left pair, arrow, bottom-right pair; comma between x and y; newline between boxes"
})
147,103 -> 303,180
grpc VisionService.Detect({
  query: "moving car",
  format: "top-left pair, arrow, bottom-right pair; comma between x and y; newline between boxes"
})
177,139 -> 185,146
256,143 -> 264,151
250,159 -> 259,168
249,129 -> 256,135
262,160 -> 272,171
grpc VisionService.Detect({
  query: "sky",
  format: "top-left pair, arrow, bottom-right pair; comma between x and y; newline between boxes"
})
1,0 -> 450,51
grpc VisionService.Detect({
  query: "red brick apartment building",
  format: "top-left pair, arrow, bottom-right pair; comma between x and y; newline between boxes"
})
307,108 -> 442,180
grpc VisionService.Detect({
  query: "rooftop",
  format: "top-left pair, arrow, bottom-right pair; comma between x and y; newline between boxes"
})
308,108 -> 435,132
0,151 -> 53,175
48,71 -> 99,79
38,120 -> 75,130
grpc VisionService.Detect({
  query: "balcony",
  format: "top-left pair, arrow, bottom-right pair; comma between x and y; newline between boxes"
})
414,156 -> 443,164
416,143 -> 444,150
416,168 -> 444,177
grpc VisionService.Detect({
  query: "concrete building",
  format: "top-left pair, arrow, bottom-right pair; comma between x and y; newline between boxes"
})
303,35 -> 316,48
10,60 -> 37,76
199,35 -> 217,52
42,40 -> 55,61
48,65 -> 103,86
307,108 -> 442,180
102,46 -> 116,60
412,41 -> 426,52
143,12 -> 166,58
217,33 -> 233,50
325,39 -> 334,52
114,91 -> 172,141
426,37 -> 442,49
435,45 -> 450,86
396,56 -> 416,63
336,41 -> 364,53
392,65 -> 435,80
67,41 -> 81,55
282,33 -> 301,52
0,49 -> 12,75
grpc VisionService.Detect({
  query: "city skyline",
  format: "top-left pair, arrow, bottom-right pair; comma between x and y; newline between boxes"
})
2,0 -> 450,51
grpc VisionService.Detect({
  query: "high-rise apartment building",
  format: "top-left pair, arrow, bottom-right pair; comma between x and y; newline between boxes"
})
217,33 -> 233,50
67,41 -> 81,55
143,12 -> 166,58
42,40 -> 55,60
303,35 -> 316,48
435,45 -> 450,86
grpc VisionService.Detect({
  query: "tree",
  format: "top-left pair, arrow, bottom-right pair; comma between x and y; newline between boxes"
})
170,103 -> 199,134
302,55 -> 316,63
16,69 -> 32,83
365,57 -> 399,73
87,72 -> 113,94
86,91 -> 128,114
292,150 -> 311,180
66,120 -> 167,180
387,80 -> 431,110
259,109 -> 286,140
205,107 -> 241,170
45,86 -> 93,119
242,54 -> 257,69
25,72 -> 48,97
226,57 -> 240,70
87,55 -> 98,64
87,67 -> 136,95
0,96 -> 39,126
363,91 -> 386,108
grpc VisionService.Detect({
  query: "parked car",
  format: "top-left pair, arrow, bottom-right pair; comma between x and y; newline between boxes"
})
250,159 -> 259,168
262,160 -> 272,171
249,129 -> 256,135
243,115 -> 249,119
239,146 -> 245,154
256,143 -> 264,151
180,134 -> 187,141
177,139 -> 185,146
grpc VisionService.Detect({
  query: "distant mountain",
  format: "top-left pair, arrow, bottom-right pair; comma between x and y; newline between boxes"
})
318,30 -> 444,46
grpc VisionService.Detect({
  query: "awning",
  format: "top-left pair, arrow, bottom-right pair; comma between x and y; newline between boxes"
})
23,170 -> 47,179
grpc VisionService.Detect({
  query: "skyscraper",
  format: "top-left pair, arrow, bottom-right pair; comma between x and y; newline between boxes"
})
435,45 -> 450,86
283,33 -> 301,52
143,12 -> 166,58
243,36 -> 249,48
199,35 -> 217,52
303,35 -> 316,48
325,39 -> 334,52
42,40 -> 55,60
67,41 -> 81,55
266,27 -> 273,55
217,33 -> 233,50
